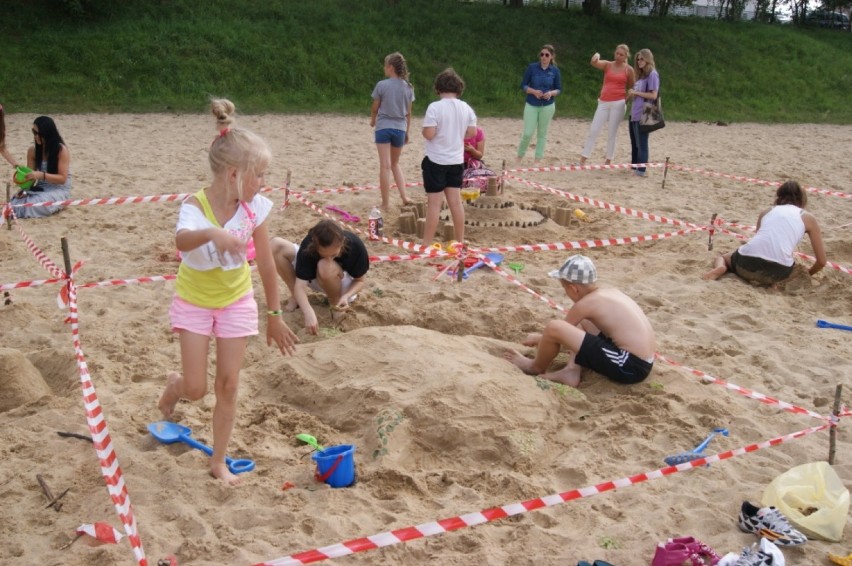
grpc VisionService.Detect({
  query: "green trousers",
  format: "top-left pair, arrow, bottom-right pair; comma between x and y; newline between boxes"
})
517,102 -> 556,160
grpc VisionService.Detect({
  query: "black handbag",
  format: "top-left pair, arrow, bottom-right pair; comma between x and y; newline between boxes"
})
639,84 -> 665,133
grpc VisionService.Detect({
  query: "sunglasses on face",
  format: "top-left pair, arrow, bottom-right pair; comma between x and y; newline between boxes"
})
539,52 -> 551,58
32,129 -> 40,136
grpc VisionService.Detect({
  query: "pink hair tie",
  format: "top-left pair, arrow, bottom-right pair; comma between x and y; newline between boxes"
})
211,127 -> 230,146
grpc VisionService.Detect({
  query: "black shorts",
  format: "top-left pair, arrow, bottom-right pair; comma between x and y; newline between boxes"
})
731,249 -> 794,285
574,332 -> 653,385
421,156 -> 463,193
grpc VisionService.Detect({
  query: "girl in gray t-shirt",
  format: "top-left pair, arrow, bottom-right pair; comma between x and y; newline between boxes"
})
370,52 -> 415,210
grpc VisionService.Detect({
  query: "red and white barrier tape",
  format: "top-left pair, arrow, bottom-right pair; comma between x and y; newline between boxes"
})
654,353 -> 831,422
0,185 -> 289,210
505,162 -> 663,174
252,422 -> 835,566
7,212 -> 66,279
474,227 -> 705,255
288,192 -> 436,254
67,279 -> 147,565
293,181 -> 422,196
666,165 -> 851,199
505,174 -> 696,228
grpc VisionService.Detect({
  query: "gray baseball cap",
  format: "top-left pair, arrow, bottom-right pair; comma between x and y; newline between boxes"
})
548,254 -> 597,284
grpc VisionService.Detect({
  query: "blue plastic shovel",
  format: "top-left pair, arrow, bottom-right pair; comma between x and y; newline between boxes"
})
816,319 -> 852,333
148,421 -> 255,474
664,427 -> 729,466
462,252 -> 504,279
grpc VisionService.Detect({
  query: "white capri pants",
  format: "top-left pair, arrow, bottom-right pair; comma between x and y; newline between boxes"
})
582,99 -> 627,161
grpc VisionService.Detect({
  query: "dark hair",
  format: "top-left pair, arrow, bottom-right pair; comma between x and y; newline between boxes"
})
305,220 -> 347,256
33,116 -> 65,174
775,180 -> 806,208
434,68 -> 465,96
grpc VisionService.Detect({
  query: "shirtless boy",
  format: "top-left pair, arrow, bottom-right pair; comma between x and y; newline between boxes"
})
504,255 -> 656,387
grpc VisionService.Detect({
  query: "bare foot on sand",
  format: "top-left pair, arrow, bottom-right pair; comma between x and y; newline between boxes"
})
158,371 -> 182,419
331,305 -> 350,325
210,462 -> 242,487
283,297 -> 299,312
541,364 -> 582,388
503,348 -> 538,375
702,265 -> 727,280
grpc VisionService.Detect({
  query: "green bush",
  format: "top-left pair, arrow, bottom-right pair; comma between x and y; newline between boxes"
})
0,0 -> 849,123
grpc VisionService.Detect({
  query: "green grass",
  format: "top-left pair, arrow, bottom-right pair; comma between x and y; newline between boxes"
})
2,0 -> 850,123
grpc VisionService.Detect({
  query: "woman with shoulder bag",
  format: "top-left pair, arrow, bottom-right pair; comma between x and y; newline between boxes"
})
626,49 -> 660,178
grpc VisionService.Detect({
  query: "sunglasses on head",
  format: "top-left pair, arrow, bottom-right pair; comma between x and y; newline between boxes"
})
539,52 -> 551,58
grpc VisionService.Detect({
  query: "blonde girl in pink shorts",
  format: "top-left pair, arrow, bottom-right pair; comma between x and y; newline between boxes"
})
158,98 -> 299,486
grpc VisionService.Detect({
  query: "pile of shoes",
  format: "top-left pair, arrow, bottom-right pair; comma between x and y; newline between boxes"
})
649,501 -> 808,566
717,500 -> 807,565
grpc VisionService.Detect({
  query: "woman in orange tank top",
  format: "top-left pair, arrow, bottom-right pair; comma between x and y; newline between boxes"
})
579,44 -> 635,166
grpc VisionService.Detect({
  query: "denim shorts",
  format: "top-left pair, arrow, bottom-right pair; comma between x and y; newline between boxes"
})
375,128 -> 406,147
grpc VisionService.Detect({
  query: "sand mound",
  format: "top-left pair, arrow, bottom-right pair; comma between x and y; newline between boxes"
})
0,348 -> 52,411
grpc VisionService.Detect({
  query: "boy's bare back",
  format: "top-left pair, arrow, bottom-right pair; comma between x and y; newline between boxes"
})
569,287 -> 656,359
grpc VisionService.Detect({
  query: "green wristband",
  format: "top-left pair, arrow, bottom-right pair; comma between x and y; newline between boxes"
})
267,310 -> 283,316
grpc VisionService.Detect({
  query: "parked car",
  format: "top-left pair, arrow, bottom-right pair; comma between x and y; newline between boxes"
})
806,9 -> 851,30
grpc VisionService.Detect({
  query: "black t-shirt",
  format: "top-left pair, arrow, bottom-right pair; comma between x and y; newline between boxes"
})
295,231 -> 370,281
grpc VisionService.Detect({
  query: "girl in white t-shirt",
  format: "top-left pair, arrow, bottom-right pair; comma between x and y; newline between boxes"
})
158,98 -> 298,486
421,68 -> 477,246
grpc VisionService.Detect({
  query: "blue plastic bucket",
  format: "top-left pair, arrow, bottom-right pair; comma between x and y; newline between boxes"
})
312,444 -> 356,488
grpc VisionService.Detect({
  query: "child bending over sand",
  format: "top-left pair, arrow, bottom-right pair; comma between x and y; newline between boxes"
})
159,98 -> 298,486
504,255 -> 656,387
703,180 -> 826,285
270,219 -> 370,334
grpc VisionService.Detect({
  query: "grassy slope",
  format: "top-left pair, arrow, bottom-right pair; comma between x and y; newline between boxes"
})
1,0 -> 850,122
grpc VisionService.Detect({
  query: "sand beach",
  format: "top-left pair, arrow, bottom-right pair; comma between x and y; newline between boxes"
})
0,112 -> 850,565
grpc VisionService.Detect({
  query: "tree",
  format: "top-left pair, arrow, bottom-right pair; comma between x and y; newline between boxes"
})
583,0 -> 603,15
718,0 -> 747,20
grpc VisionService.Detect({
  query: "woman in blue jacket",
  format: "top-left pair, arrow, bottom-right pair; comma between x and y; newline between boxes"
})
516,44 -> 562,164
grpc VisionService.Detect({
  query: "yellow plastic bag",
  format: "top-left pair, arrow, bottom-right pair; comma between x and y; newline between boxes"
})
762,461 -> 849,541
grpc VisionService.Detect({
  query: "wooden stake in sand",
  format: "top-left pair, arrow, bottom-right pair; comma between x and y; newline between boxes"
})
61,237 -> 72,278
661,156 -> 670,189
829,384 -> 842,465
36,474 -> 69,511
57,431 -> 94,443
5,182 -> 11,230
708,213 -> 718,251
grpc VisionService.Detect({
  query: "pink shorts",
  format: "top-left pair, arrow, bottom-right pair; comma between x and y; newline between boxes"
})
169,292 -> 258,338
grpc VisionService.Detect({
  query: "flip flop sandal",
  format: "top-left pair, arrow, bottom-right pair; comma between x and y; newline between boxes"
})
829,553 -> 852,566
